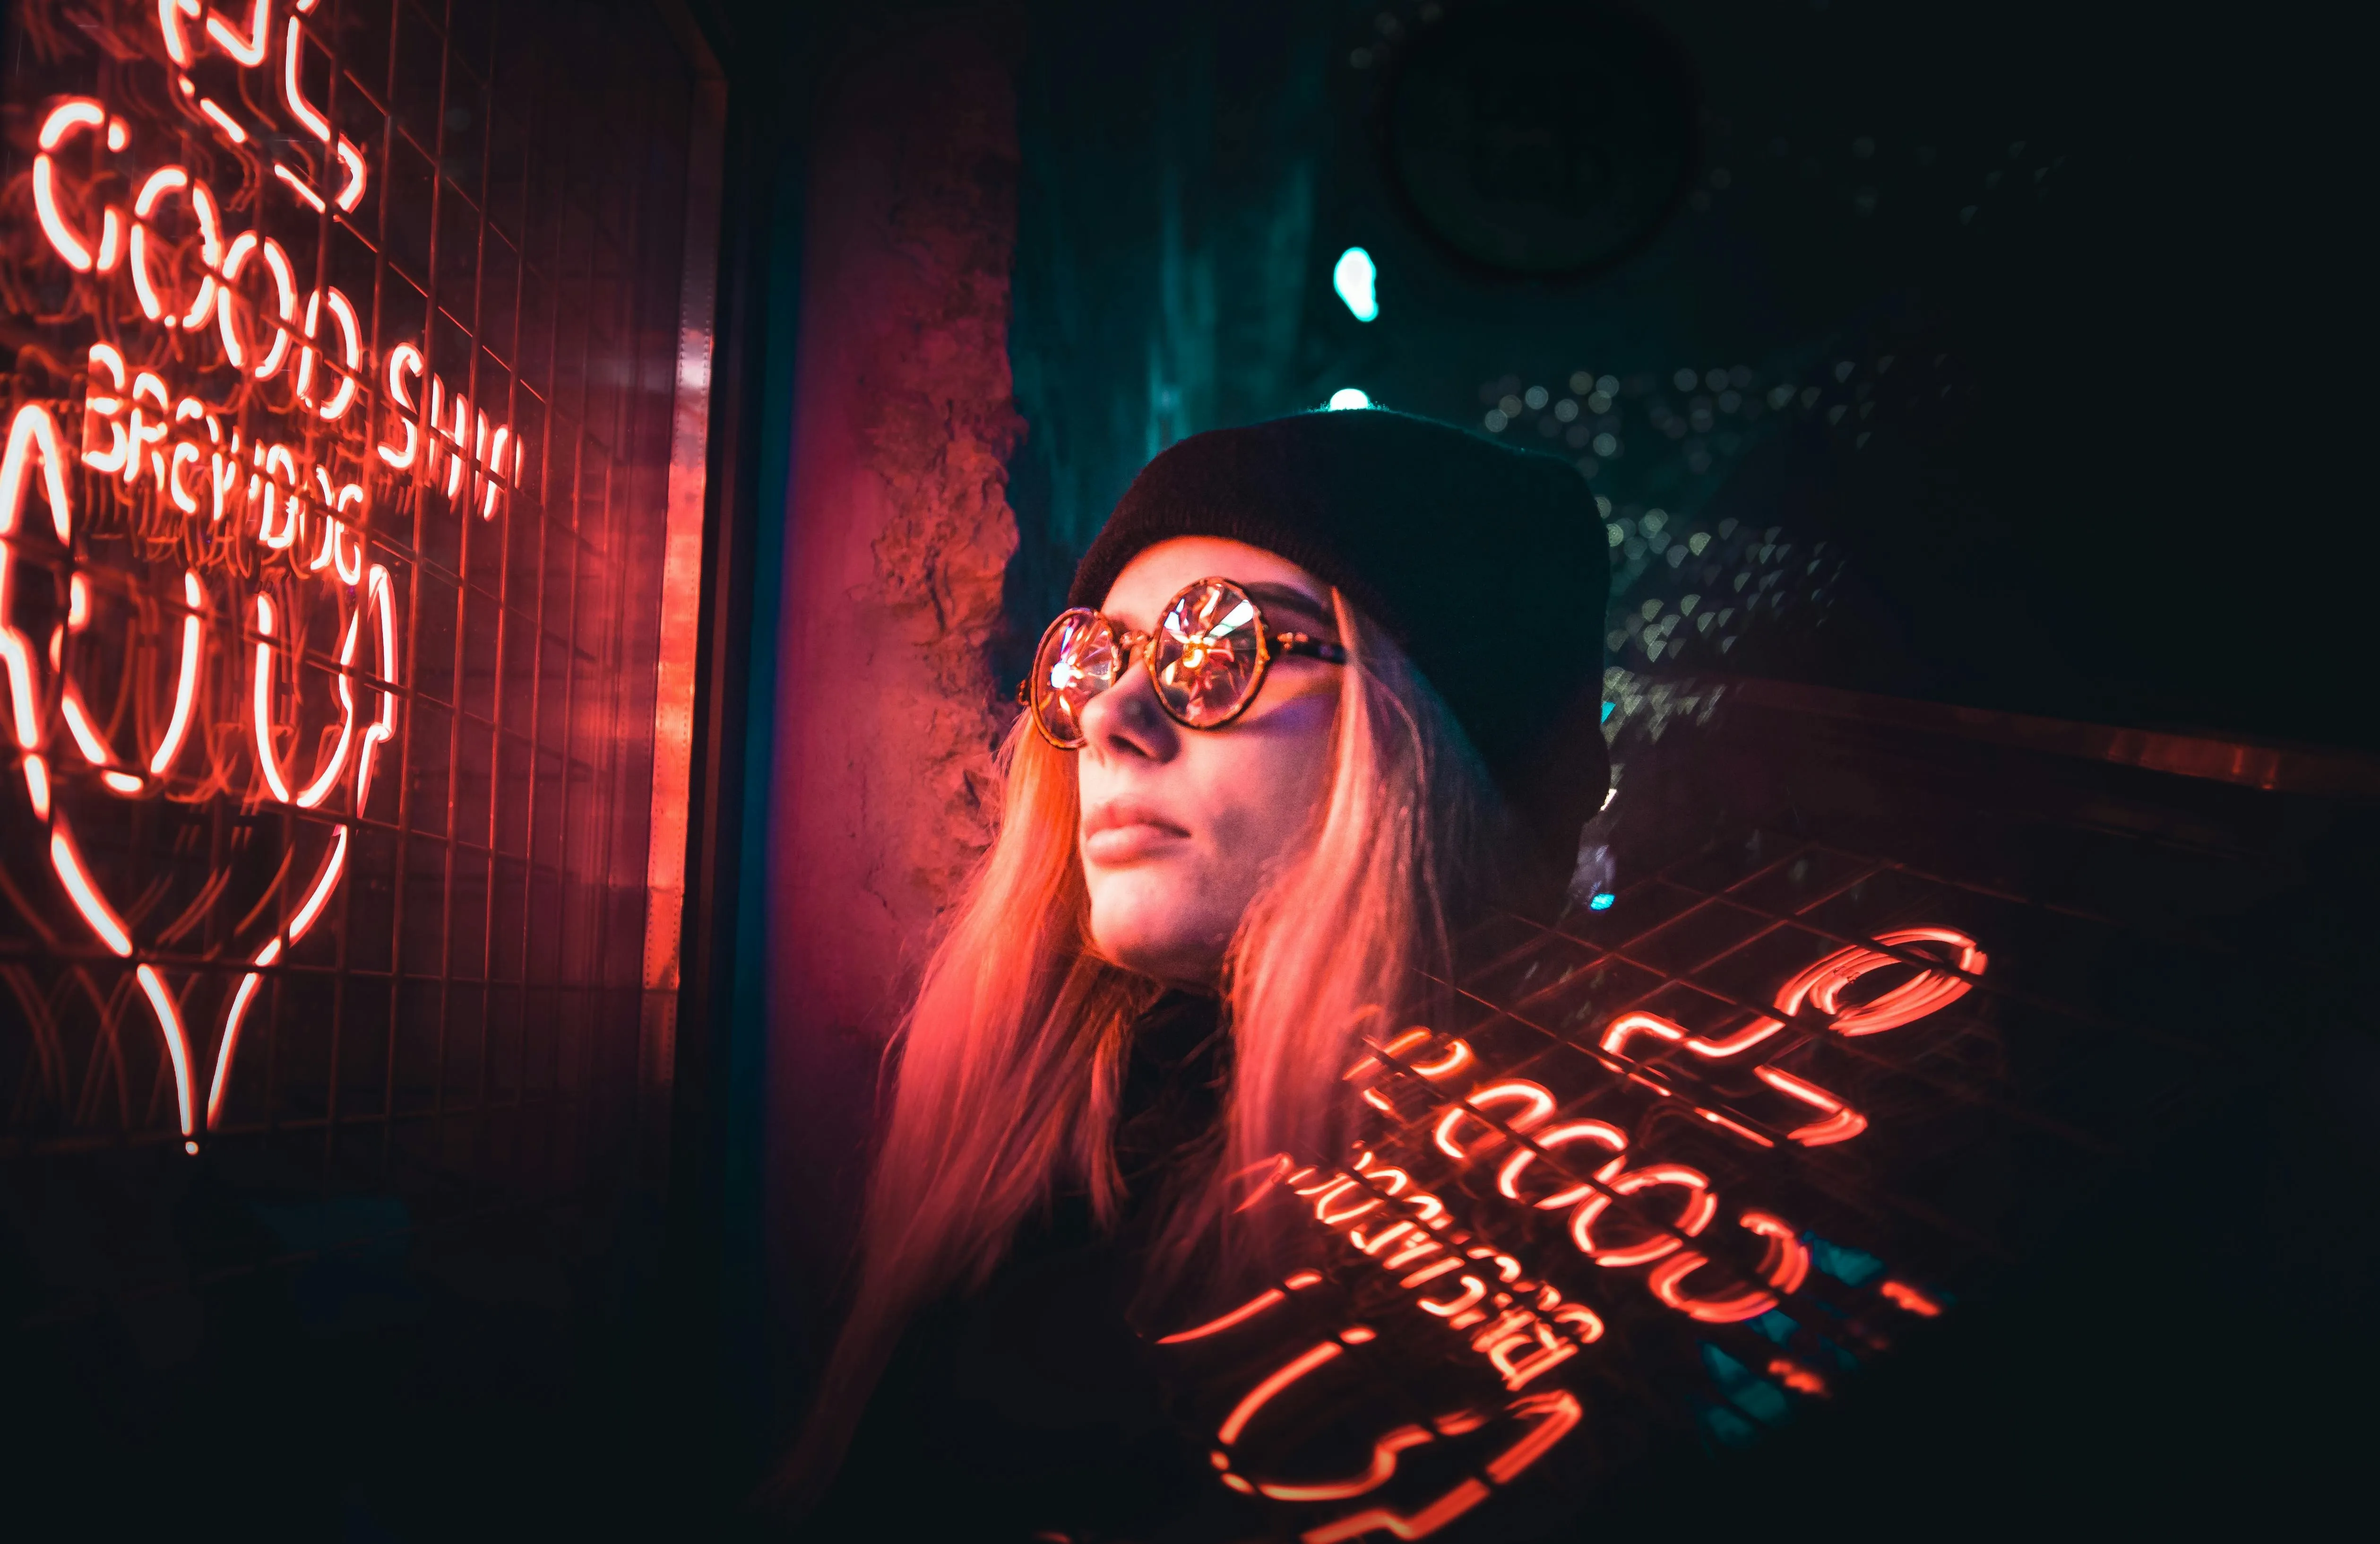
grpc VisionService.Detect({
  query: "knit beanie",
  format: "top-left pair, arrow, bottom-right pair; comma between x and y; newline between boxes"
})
1069,408 -> 1611,878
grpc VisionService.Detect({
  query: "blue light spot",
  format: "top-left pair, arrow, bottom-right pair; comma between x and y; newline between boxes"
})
1333,246 -> 1379,321
1804,1232 -> 1886,1286
1601,701 -> 1615,723
1751,1310 -> 1800,1344
1700,1343 -> 1791,1425
1588,893 -> 1615,911
1327,387 -> 1371,410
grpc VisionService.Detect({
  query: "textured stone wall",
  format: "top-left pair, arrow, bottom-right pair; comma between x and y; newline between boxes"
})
764,7 -> 1023,1340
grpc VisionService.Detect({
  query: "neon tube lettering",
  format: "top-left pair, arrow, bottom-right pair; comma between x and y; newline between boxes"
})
135,964 -> 198,1151
50,824 -> 132,955
1155,1270 -> 1324,1345
1644,1251 -> 1777,1324
250,592 -> 292,802
378,345 -> 423,468
128,166 -> 221,329
33,101 -> 122,275
1773,927 -> 1988,1036
1432,1081 -> 1557,1161
209,823 -> 349,1126
1,406 -> 74,750
1568,1162 -> 1716,1267
124,373 -> 169,488
354,564 -> 397,809
1495,1120 -> 1628,1210
295,287 -> 362,420
159,0 -> 200,65
1738,1211 -> 1812,1294
205,0 -> 272,67
149,572 -> 204,775
273,163 -> 328,214
1751,1064 -> 1869,1146
216,232 -> 297,379
80,345 -> 129,474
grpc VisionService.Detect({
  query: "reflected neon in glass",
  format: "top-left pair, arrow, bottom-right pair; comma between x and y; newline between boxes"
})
1025,577 -> 1348,749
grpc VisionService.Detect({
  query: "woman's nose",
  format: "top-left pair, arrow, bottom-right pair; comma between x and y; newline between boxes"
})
1078,657 -> 1178,762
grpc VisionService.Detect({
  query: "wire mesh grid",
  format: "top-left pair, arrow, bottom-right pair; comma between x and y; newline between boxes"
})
0,0 -> 698,1232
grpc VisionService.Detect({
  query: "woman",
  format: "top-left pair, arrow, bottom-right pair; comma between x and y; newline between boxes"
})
776,408 -> 1611,1539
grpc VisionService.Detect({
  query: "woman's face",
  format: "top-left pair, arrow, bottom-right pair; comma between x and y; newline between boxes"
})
1076,537 -> 1344,985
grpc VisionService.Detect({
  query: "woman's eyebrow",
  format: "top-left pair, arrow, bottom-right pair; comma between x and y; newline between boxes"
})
1242,581 -> 1336,635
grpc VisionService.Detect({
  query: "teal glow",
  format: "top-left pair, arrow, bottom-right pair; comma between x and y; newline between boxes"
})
1601,701 -> 1615,722
1327,387 -> 1372,410
1589,893 -> 1615,911
1804,1232 -> 1886,1286
1700,1344 -> 1791,1425
1333,246 -> 1379,321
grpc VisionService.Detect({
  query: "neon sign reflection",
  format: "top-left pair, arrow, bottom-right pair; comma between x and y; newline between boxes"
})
1173,927 -> 1985,1539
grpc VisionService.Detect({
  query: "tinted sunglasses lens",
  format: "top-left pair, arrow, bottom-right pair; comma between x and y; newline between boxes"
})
1031,609 -> 1121,746
1151,579 -> 1264,728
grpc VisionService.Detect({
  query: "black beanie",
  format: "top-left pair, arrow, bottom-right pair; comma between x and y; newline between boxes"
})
1069,408 -> 1611,873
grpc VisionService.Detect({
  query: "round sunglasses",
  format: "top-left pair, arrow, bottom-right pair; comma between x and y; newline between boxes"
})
1021,576 -> 1348,749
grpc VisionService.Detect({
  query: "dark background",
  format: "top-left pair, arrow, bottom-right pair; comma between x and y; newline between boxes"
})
6,0 -> 2369,1536
694,1 -> 2373,1535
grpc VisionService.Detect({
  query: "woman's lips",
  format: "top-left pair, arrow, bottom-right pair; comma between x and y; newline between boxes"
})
1082,802 -> 1189,864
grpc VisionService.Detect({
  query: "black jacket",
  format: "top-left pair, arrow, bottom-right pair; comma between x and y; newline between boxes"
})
805,992 -> 1242,1542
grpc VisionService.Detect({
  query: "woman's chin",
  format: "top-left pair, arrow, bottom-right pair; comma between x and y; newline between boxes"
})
1087,903 -> 1230,986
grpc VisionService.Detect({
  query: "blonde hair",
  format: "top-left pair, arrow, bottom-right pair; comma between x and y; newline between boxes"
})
766,590 -> 1500,1511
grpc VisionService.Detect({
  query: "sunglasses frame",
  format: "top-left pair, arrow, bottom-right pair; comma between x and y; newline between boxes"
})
1019,576 -> 1349,749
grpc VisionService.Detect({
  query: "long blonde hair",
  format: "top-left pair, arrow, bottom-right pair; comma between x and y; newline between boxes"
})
767,590 -> 1500,1509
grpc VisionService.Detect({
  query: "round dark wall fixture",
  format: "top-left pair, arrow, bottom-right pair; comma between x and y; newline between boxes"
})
1381,0 -> 1697,278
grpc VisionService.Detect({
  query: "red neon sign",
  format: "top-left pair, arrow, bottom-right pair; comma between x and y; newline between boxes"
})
4,1 -> 518,1156
1181,925 -> 1984,1535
